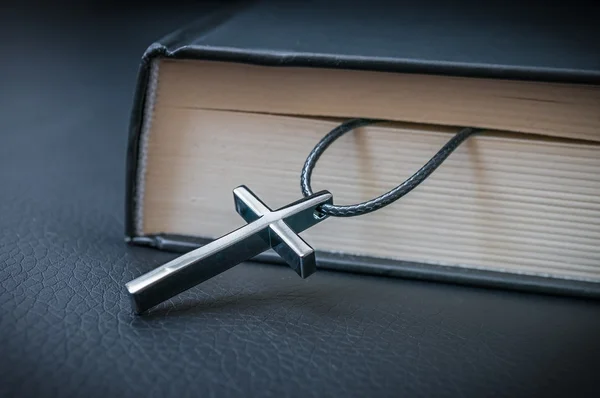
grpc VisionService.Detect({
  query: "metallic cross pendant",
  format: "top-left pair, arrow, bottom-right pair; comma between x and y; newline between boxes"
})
125,185 -> 333,314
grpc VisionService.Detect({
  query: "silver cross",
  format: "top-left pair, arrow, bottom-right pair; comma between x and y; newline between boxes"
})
125,185 -> 332,314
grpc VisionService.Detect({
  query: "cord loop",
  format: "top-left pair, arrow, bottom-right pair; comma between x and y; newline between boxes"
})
301,119 -> 481,217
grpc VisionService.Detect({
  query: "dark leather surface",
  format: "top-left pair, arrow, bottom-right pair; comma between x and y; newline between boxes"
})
2,3 -> 600,398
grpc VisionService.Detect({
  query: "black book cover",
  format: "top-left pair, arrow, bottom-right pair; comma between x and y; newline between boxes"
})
125,0 -> 600,298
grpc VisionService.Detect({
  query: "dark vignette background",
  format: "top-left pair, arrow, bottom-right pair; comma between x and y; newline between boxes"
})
1,1 -> 599,397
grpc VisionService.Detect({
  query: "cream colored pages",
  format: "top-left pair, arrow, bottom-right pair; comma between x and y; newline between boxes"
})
142,107 -> 600,282
155,59 -> 600,142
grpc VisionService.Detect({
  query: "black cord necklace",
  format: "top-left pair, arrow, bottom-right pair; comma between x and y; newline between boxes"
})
301,119 -> 482,217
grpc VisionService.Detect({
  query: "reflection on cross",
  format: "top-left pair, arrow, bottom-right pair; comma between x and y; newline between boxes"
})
125,185 -> 333,314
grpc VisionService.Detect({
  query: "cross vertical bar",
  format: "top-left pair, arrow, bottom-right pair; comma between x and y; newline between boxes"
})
125,186 -> 332,314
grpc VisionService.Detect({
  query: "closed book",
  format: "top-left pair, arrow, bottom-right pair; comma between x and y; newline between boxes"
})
125,0 -> 600,298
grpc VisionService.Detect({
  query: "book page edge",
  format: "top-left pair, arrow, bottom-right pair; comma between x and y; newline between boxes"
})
134,59 -> 160,236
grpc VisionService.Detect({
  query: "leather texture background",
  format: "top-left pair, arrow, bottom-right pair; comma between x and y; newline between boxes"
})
1,2 -> 600,397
